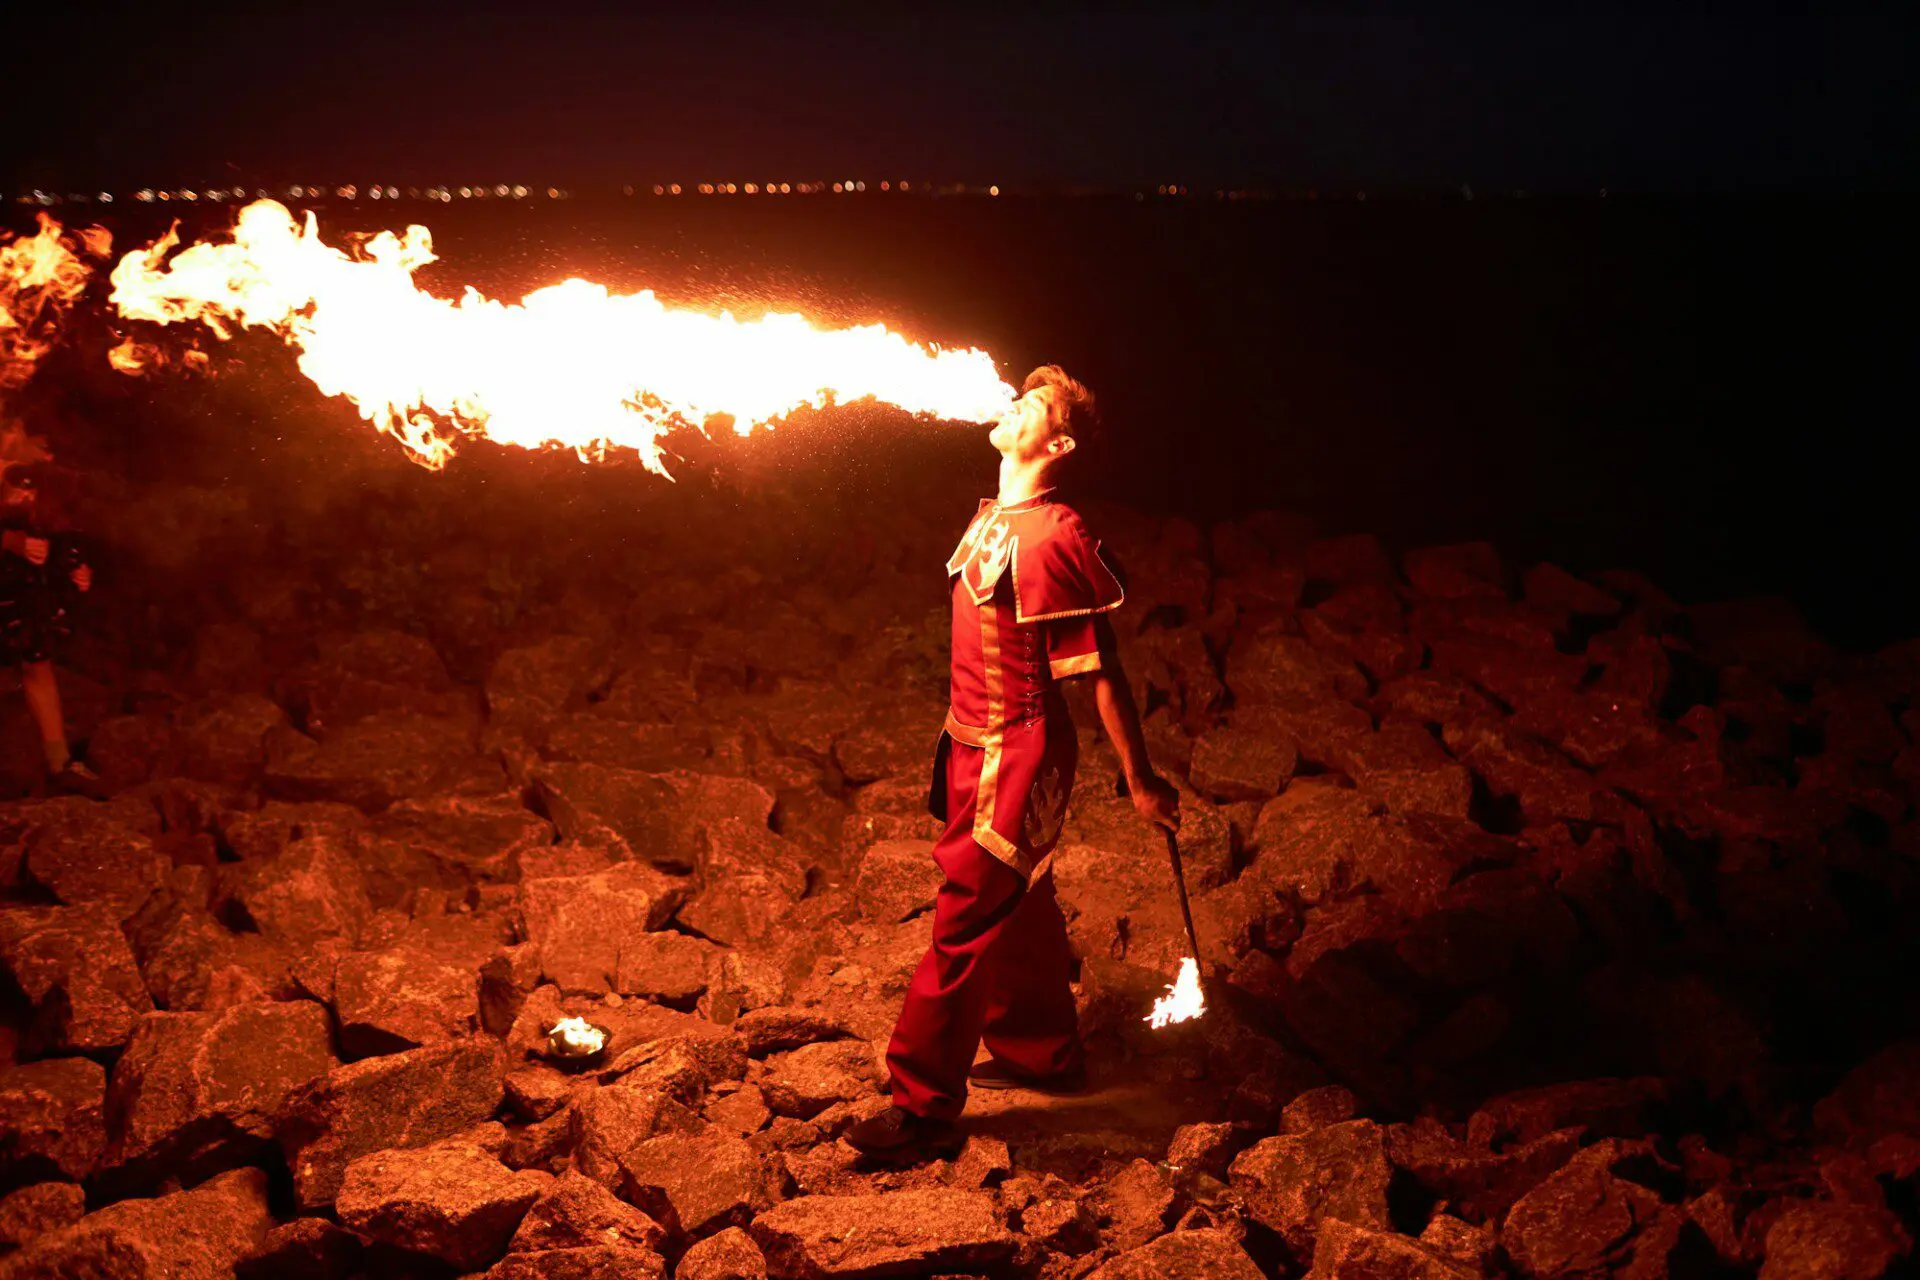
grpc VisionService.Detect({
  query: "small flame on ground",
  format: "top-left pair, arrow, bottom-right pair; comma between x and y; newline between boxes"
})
109,200 -> 1016,472
1,214 -> 107,393
548,1015 -> 607,1054
1146,956 -> 1206,1028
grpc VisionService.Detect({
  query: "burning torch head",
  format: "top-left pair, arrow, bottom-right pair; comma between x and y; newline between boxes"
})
990,364 -> 1096,470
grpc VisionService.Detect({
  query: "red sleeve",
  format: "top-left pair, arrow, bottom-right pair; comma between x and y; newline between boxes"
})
1046,613 -> 1117,681
1015,509 -> 1125,623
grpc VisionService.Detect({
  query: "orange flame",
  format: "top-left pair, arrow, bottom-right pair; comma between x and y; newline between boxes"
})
109,200 -> 1015,472
1,214 -> 107,392
1146,956 -> 1206,1028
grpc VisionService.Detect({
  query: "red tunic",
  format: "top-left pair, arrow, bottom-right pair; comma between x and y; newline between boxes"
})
932,488 -> 1125,881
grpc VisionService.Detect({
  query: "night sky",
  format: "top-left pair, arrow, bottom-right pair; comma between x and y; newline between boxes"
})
11,4 -> 1917,193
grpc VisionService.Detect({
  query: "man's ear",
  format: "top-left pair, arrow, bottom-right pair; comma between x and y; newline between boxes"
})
1048,434 -> 1077,459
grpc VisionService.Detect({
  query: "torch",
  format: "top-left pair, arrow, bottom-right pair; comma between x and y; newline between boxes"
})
1147,827 -> 1207,1027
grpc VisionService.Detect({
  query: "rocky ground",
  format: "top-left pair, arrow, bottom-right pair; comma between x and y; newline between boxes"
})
2,450 -> 1919,1279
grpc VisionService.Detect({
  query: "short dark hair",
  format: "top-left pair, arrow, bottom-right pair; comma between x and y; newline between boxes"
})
1022,364 -> 1097,445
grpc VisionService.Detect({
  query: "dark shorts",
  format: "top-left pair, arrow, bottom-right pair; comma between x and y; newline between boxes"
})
0,561 -> 77,666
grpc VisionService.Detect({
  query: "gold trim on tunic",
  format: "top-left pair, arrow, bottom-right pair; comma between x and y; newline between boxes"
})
1048,652 -> 1103,680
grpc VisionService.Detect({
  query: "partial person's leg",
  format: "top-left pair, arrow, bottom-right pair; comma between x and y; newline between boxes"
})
885,746 -> 1033,1121
21,659 -> 69,773
978,871 -> 1084,1078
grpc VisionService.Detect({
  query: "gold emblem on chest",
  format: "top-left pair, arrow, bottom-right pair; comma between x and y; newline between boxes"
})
951,510 -> 1015,606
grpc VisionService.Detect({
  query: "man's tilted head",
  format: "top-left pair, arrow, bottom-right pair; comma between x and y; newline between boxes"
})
989,364 -> 1097,471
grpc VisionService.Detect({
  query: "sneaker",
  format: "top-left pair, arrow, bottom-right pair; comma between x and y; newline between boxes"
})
844,1106 -> 960,1158
967,1060 -> 1089,1094
47,760 -> 111,800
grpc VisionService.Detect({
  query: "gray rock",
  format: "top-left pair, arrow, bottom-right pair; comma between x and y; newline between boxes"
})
0,905 -> 153,1055
676,1225 -> 768,1280
1229,1119 -> 1392,1262
0,1057 -> 106,1182
853,840 -> 941,923
520,863 -> 691,994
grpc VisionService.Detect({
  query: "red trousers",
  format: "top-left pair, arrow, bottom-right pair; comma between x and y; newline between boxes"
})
885,739 -> 1083,1121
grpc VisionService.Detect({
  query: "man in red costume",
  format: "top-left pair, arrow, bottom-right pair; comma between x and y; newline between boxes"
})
848,365 -> 1180,1159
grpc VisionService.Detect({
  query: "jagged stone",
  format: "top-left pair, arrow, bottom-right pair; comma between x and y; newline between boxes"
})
853,839 -> 941,923
0,1165 -> 272,1280
336,1137 -> 549,1270
618,1126 -> 773,1237
535,764 -> 773,873
237,1216 -> 362,1280
333,945 -> 478,1055
731,1006 -> 853,1056
176,693 -> 288,786
265,712 -> 501,810
1095,1158 -> 1183,1250
1758,1198 -> 1912,1280
760,1040 -> 882,1119
571,1079 -> 703,1192
1188,728 -> 1298,803
1386,1117 -> 1583,1223
612,930 -> 721,1004
749,1189 -> 1014,1278
519,862 -> 691,994
19,812 -> 168,919
1166,1122 -> 1239,1180
103,1001 -> 335,1190
509,1168 -> 667,1254
0,905 -> 153,1054
1500,1139 -> 1680,1280
1281,1085 -> 1359,1134
1087,1228 -> 1266,1280
1229,1119 -> 1393,1262
0,1180 -> 85,1250
0,1057 -> 106,1182
223,832 -> 375,950
1308,1217 -> 1480,1279
676,1225 -> 768,1280
276,1038 -> 507,1210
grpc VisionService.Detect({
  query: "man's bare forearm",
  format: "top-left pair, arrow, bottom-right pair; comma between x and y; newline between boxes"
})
1092,665 -> 1156,786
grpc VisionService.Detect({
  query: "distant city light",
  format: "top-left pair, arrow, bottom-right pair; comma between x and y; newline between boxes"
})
778,183 -> 790,194
512,185 -> 528,199
989,185 -> 1000,196
137,189 -> 155,202
670,183 -> 682,195
98,192 -> 113,203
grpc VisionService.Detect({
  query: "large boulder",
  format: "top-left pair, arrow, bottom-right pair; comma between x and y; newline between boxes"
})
123,877 -> 295,1012
275,1038 -> 507,1210
0,905 -> 153,1054
853,840 -> 941,923
1229,1119 -> 1393,1262
571,1079 -> 704,1192
333,945 -> 478,1055
0,1057 -> 107,1182
102,1001 -> 336,1191
1087,1229 -> 1265,1280
17,810 -> 168,920
748,1189 -> 1015,1278
0,1181 -> 86,1250
370,791 -> 555,890
1188,728 -> 1298,803
0,1165 -> 272,1280
617,1126 -> 774,1237
487,635 -> 612,737
760,1041 -> 882,1120
1500,1140 -> 1680,1280
265,712 -> 502,810
508,1169 -> 667,1255
676,1226 -> 768,1280
519,863 -> 692,994
336,1137 -> 549,1271
1308,1218 -> 1481,1279
1759,1198 -> 1912,1280
612,931 -> 722,1005
678,820 -> 809,947
536,765 -> 774,873
221,832 -> 375,951
176,694 -> 288,786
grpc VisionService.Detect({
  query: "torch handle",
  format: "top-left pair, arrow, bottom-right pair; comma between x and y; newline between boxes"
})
1163,827 -> 1203,969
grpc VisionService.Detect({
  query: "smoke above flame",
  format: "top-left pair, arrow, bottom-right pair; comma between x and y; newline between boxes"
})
1,214 -> 108,393
109,200 -> 1015,472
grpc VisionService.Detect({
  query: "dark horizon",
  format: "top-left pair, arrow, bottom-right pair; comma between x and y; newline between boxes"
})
12,5 -> 1919,195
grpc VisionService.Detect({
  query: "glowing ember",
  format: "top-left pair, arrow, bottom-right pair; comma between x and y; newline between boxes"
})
547,1016 -> 607,1055
1146,956 -> 1206,1028
1,214 -> 105,392
109,200 -> 1015,471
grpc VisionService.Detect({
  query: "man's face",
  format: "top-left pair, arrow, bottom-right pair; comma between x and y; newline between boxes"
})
989,384 -> 1070,464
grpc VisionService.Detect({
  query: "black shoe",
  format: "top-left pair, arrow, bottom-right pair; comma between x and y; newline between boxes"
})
47,760 -> 111,800
967,1060 -> 1089,1094
844,1106 -> 960,1158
